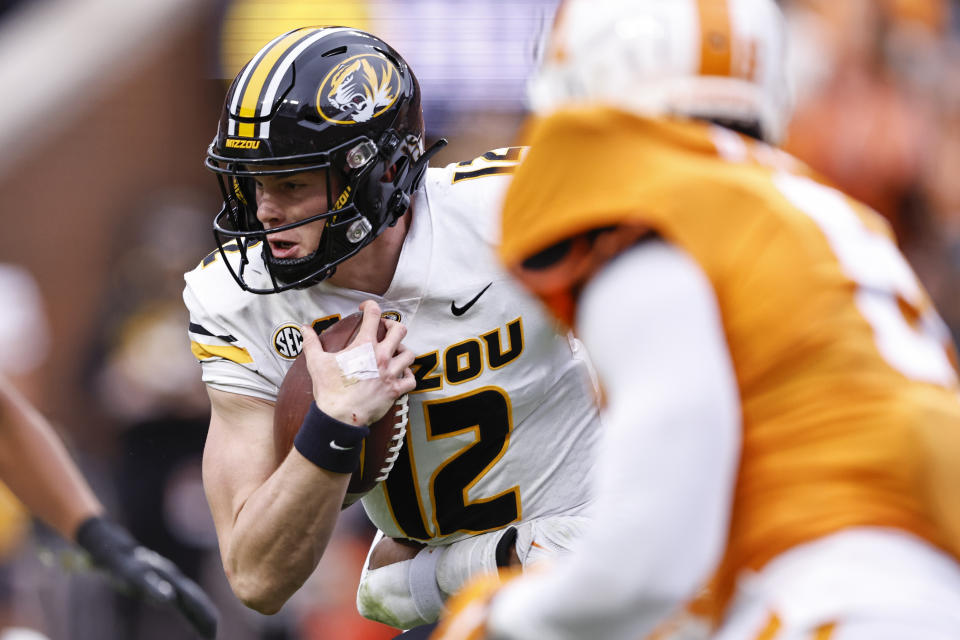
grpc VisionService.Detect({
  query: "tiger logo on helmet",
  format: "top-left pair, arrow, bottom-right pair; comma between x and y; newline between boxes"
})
319,54 -> 400,125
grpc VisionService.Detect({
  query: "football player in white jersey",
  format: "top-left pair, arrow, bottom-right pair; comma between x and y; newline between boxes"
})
183,27 -> 600,631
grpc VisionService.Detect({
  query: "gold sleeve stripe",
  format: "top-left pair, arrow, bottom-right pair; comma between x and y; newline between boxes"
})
190,341 -> 254,364
696,0 -> 733,77
236,27 -> 319,137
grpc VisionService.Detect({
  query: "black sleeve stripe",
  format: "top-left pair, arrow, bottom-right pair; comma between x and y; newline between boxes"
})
452,166 -> 517,183
484,147 -> 523,162
189,322 -> 238,343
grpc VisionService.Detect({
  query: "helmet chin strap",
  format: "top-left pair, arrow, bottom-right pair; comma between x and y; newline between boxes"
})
385,138 -> 449,224
263,242 -> 333,289
412,139 -> 448,188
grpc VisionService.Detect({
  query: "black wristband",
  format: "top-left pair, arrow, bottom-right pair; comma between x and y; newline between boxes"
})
294,402 -> 369,473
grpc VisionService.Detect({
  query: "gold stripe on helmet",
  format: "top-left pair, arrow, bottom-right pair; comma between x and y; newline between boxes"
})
696,0 -> 733,77
236,27 -> 320,137
545,0 -> 573,63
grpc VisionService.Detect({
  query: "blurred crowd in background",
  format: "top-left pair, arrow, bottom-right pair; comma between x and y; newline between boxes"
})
0,0 -> 958,638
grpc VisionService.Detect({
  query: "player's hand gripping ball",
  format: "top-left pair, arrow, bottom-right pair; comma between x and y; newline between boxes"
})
273,312 -> 409,506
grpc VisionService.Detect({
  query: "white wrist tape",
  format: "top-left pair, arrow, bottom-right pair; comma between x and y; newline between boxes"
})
335,342 -> 379,383
436,529 -> 504,597
357,559 -> 431,630
408,546 -> 446,622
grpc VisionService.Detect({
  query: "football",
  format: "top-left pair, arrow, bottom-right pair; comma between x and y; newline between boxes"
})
273,312 -> 409,507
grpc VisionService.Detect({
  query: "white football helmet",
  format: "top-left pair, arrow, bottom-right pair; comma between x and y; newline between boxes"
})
529,0 -> 792,142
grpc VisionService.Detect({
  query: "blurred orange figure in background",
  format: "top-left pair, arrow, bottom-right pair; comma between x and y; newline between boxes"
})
782,0 -> 948,239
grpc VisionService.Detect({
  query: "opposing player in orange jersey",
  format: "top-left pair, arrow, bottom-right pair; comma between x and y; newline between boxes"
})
432,1 -> 960,639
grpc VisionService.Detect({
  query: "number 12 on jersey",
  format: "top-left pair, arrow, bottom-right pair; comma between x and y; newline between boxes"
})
382,387 -> 521,539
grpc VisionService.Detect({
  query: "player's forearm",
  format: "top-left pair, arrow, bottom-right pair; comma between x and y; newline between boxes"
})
0,382 -> 103,539
204,388 -> 351,613
221,448 -> 349,614
488,244 -> 741,638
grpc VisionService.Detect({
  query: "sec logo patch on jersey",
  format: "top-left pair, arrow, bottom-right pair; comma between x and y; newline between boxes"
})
273,324 -> 304,359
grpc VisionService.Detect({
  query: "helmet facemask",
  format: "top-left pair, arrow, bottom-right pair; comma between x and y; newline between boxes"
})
210,136 -> 370,292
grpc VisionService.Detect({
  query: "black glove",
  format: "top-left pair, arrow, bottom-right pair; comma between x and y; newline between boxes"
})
75,516 -> 218,638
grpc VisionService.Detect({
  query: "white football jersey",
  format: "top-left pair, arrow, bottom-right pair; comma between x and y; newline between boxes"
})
184,150 -> 600,543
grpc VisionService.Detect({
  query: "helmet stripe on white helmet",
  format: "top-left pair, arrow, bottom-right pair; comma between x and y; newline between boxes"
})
528,0 -> 793,143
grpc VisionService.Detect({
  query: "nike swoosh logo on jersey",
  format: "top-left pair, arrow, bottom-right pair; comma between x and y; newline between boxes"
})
451,283 -> 493,316
329,440 -> 355,451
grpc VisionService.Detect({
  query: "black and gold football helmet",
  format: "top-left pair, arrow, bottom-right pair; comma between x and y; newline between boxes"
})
206,27 -> 445,293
